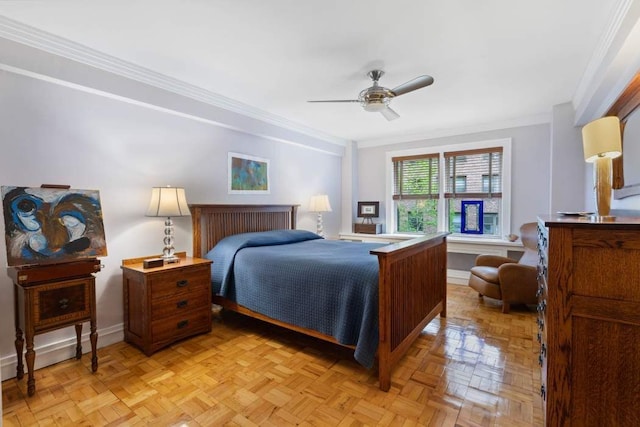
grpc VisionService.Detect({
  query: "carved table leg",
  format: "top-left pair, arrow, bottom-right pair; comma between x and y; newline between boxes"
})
25,333 -> 35,396
74,324 -> 83,359
15,328 -> 24,379
90,319 -> 98,372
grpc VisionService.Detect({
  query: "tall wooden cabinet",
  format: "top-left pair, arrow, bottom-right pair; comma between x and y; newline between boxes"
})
537,216 -> 640,426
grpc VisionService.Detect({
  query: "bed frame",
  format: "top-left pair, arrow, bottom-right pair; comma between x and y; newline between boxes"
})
190,204 -> 448,391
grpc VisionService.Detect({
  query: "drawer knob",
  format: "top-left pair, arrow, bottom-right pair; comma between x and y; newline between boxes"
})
177,300 -> 188,309
176,280 -> 188,287
177,320 -> 189,329
59,298 -> 70,310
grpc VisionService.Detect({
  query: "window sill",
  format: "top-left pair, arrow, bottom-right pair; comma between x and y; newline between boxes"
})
338,232 -> 523,249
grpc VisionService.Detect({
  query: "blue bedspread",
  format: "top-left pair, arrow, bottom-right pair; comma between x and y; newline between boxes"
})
205,230 -> 384,368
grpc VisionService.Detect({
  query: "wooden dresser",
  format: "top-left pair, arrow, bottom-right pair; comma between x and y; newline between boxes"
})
121,252 -> 212,356
537,215 -> 640,426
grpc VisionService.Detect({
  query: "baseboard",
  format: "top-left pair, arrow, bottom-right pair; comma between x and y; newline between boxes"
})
1,323 -> 124,381
447,269 -> 470,285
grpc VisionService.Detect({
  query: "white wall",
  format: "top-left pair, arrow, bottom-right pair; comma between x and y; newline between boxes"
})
356,123 -> 552,233
0,43 -> 343,380
550,103 -> 587,212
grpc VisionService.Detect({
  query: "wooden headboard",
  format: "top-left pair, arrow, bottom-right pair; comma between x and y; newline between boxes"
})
189,204 -> 299,258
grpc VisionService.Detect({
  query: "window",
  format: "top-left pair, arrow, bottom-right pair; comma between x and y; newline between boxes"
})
482,174 -> 500,193
445,147 -> 503,237
387,139 -> 511,238
392,153 -> 439,233
455,176 -> 467,193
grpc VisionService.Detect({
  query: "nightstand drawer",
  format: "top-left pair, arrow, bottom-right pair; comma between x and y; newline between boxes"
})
151,285 -> 210,319
150,266 -> 210,300
151,310 -> 211,346
33,278 -> 93,330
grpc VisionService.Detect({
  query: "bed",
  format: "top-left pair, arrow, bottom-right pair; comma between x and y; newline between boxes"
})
190,204 -> 448,391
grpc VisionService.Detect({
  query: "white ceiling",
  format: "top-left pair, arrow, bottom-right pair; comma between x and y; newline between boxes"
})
0,0 -> 624,144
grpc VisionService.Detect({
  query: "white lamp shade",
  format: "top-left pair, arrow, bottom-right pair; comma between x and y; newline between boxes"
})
146,186 -> 191,217
582,116 -> 622,163
309,194 -> 332,212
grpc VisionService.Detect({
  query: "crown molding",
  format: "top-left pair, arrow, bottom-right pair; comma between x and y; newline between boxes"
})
356,113 -> 550,148
572,0 -> 640,124
0,15 -> 348,148
573,0 -> 632,110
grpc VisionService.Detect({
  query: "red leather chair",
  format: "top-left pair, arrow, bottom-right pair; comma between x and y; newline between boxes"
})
468,222 -> 538,313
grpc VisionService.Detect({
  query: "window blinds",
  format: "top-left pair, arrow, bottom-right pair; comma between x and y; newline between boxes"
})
392,153 -> 440,200
444,147 -> 503,198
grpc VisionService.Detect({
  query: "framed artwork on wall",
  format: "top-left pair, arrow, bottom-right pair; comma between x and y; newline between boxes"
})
1,186 -> 108,266
461,200 -> 483,234
228,152 -> 270,194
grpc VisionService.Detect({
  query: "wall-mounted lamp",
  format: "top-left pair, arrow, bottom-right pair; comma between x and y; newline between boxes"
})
582,116 -> 622,218
146,186 -> 191,261
309,194 -> 332,237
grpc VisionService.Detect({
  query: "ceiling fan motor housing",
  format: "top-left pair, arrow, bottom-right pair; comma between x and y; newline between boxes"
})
359,86 -> 393,111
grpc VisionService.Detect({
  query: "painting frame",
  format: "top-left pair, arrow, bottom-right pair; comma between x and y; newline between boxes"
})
357,201 -> 380,218
228,152 -> 270,194
461,200 -> 484,234
1,186 -> 108,266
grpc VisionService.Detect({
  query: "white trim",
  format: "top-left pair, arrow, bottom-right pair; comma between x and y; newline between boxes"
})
357,114 -> 549,148
572,0 -> 633,115
0,62 -> 344,157
0,323 -> 124,381
385,138 -> 512,238
0,15 -> 349,149
573,0 -> 640,125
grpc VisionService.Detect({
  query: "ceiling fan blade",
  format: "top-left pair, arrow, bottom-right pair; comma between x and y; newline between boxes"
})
381,106 -> 400,121
390,75 -> 434,97
307,100 -> 360,103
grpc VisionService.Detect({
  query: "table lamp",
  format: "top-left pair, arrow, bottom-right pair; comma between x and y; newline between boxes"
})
582,116 -> 622,218
146,186 -> 190,261
309,194 -> 332,237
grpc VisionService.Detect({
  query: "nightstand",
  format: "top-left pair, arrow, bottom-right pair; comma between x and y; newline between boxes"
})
121,252 -> 212,356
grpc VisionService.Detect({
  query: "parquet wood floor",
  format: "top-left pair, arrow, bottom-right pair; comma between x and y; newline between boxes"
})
2,284 -> 542,426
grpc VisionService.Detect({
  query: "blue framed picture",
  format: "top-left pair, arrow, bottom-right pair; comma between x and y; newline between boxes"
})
461,200 -> 483,234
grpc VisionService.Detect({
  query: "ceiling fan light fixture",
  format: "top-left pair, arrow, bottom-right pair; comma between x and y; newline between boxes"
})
363,101 -> 387,112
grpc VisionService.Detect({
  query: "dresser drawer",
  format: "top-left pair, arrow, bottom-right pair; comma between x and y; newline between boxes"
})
149,266 -> 210,300
32,278 -> 93,330
151,284 -> 210,319
151,309 -> 211,348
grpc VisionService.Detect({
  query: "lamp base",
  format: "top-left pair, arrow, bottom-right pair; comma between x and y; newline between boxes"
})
162,255 -> 180,264
593,156 -> 613,217
589,214 -> 617,223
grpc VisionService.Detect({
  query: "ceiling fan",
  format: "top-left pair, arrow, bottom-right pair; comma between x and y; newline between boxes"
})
308,69 -> 434,121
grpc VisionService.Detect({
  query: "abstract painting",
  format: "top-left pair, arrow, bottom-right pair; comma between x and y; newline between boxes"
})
1,186 -> 108,266
228,152 -> 270,194
461,200 -> 483,234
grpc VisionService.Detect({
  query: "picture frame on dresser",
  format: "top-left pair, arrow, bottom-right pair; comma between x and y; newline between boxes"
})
357,201 -> 379,218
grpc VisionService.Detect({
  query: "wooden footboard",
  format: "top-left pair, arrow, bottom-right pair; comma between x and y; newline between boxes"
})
371,233 -> 448,391
189,204 -> 448,391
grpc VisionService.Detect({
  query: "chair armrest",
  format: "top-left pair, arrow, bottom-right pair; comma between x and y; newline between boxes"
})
475,254 -> 517,268
498,263 -> 538,305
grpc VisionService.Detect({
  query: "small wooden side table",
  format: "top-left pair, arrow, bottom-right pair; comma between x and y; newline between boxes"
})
8,258 -> 101,396
121,252 -> 212,356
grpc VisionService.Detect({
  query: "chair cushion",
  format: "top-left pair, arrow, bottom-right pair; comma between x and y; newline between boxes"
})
470,266 -> 499,284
